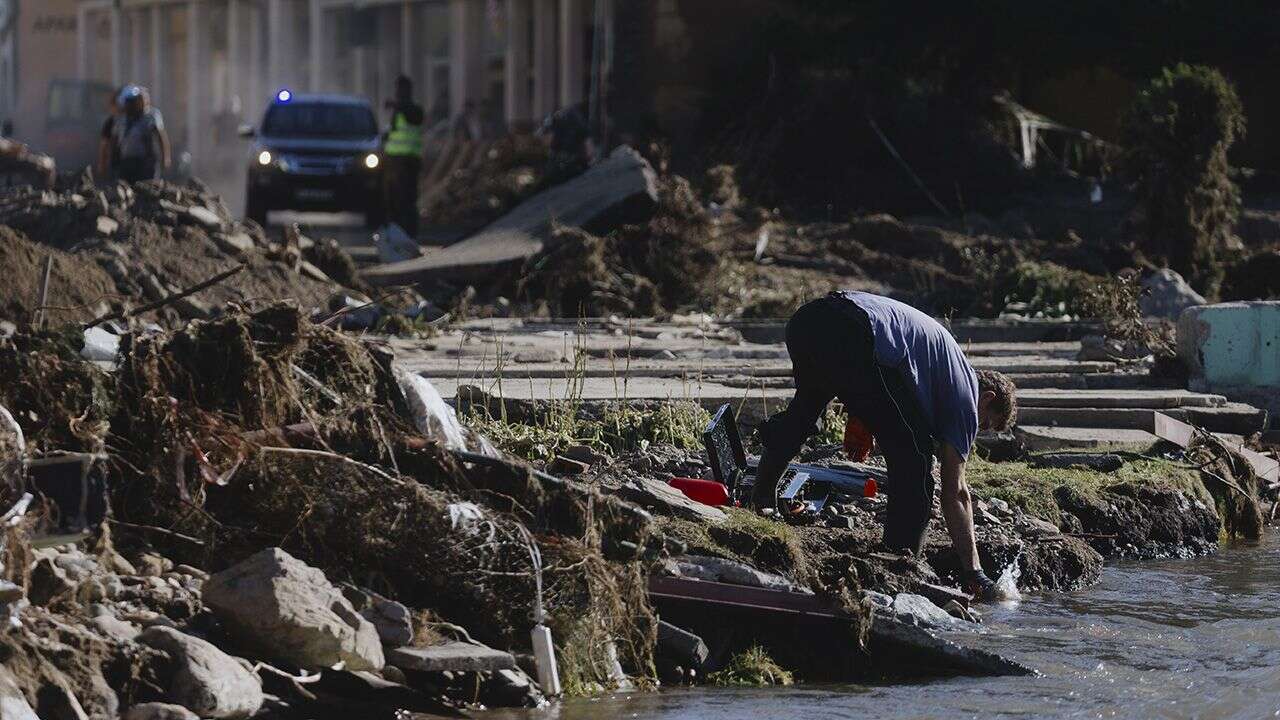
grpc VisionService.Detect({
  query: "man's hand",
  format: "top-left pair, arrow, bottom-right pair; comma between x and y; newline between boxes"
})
939,444 -> 981,573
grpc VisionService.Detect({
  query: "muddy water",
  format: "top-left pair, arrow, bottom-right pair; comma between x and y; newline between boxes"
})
492,529 -> 1280,720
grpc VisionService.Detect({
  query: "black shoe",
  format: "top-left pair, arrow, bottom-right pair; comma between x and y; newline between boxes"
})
962,569 -> 999,602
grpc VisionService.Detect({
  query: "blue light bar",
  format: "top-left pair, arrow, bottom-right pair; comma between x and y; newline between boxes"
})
276,89 -> 292,103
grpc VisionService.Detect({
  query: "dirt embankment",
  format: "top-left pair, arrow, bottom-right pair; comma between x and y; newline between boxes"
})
0,177 -> 346,328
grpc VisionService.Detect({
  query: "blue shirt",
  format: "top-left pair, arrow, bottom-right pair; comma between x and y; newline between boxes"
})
837,291 -> 980,459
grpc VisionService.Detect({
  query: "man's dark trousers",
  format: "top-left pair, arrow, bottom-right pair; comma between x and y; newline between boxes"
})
383,155 -> 421,238
756,294 -> 937,554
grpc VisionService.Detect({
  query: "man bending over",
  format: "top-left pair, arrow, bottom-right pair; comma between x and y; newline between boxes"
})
752,291 -> 1017,599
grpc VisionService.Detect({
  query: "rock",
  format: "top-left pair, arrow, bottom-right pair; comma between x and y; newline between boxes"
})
100,549 -> 138,576
203,548 -> 385,671
386,642 -> 516,673
340,584 -> 414,648
34,683 -> 89,720
173,564 -> 210,581
561,444 -> 609,465
0,665 -> 39,720
667,555 -> 809,593
213,231 -> 255,254
95,215 -> 119,236
92,614 -> 140,642
1140,269 -> 1205,319
943,600 -> 982,623
886,593 -> 978,632
184,206 -> 222,229
122,703 -> 200,720
656,620 -> 709,671
138,626 -> 264,719
548,455 -> 590,475
614,477 -> 728,523
311,669 -> 454,714
481,667 -> 547,708
28,556 -> 74,606
1030,451 -> 1124,473
866,615 -> 1034,677
137,553 -> 172,577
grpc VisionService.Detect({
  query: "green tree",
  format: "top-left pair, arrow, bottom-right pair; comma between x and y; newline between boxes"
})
1121,64 -> 1246,297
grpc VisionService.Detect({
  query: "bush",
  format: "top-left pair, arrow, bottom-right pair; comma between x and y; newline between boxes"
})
1120,64 -> 1246,298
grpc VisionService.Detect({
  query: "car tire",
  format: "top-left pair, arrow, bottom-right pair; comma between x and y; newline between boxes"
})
246,189 -> 269,226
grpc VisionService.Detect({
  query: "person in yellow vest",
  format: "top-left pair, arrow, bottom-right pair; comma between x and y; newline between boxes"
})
382,75 -> 425,238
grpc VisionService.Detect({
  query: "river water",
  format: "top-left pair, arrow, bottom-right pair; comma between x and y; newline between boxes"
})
491,528 -> 1280,720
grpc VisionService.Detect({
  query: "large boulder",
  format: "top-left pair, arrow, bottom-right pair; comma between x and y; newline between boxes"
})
1140,269 -> 1205,319
203,548 -> 385,671
138,627 -> 263,720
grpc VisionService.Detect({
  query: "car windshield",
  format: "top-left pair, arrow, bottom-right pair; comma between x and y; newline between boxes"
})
261,102 -> 377,138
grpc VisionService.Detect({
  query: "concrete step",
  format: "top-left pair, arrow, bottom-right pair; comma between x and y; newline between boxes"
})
1017,403 -> 1267,435
1017,389 -> 1227,409
1005,372 -> 1181,390
968,356 -> 1116,374
1015,426 -> 1160,452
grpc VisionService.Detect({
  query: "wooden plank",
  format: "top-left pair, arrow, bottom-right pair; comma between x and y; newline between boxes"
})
648,576 -> 841,620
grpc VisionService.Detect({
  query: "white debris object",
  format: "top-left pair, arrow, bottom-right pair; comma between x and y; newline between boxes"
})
396,370 -> 472,451
81,326 -> 121,362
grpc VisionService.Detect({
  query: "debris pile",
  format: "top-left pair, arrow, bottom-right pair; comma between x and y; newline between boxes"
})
0,304 -> 693,716
0,177 -> 347,327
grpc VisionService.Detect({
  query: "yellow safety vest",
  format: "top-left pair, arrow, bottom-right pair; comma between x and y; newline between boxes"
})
384,111 -> 424,158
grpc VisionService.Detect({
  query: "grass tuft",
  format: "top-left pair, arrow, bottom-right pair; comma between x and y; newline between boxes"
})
708,645 -> 794,687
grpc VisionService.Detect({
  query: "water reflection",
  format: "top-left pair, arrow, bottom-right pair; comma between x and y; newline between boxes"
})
476,531 -> 1280,720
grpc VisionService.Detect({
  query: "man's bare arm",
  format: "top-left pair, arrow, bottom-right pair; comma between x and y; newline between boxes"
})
939,444 -> 981,572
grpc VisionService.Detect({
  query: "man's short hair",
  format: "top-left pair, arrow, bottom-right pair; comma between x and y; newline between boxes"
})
976,369 -> 1017,432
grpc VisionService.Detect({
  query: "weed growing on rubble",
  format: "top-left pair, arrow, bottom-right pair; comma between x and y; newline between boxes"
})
708,645 -> 794,687
465,400 -> 710,462
967,454 -> 1210,525
658,508 -> 812,583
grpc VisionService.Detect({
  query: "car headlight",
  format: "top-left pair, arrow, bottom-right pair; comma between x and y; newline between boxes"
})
363,153 -> 380,170
257,150 -> 273,166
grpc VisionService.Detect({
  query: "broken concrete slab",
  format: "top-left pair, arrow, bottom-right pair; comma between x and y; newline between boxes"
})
386,642 -> 517,673
1178,300 -> 1280,423
364,145 -> 659,284
615,477 -> 728,523
866,615 -> 1034,677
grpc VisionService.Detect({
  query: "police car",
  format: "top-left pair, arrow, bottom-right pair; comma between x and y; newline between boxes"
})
241,90 -> 384,226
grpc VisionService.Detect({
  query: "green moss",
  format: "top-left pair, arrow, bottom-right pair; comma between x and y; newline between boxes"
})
708,645 -> 794,687
966,454 -> 1211,524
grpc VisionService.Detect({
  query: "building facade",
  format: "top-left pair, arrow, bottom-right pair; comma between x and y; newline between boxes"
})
3,0 -> 603,174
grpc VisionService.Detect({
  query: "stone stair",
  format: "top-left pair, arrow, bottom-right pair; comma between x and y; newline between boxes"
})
398,317 -> 1270,454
